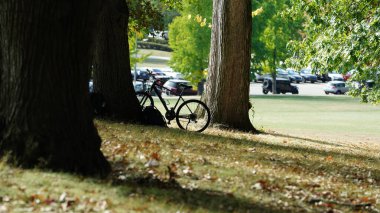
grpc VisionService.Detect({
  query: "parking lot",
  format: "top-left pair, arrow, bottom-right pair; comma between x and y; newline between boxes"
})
250,81 -> 333,96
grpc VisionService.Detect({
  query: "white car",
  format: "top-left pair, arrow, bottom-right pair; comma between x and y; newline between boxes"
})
323,81 -> 349,95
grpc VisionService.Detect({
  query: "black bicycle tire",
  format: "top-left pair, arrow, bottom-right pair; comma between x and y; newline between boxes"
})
175,100 -> 210,132
136,92 -> 154,108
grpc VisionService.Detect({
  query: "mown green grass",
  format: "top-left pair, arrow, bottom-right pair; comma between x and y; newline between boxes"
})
252,95 -> 380,143
1,120 -> 379,212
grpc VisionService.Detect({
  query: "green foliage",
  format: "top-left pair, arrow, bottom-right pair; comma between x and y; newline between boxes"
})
287,0 -> 380,103
128,0 -> 182,71
162,9 -> 180,30
129,0 -> 164,32
252,0 -> 303,73
168,0 -> 212,84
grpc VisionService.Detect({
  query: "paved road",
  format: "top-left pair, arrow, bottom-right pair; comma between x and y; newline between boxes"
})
250,81 -> 330,96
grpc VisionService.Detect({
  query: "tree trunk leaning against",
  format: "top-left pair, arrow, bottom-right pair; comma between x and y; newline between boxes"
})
204,0 -> 256,132
0,0 -> 110,176
92,0 -> 142,122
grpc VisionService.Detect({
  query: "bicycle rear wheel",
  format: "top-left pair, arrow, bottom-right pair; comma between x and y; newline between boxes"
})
136,92 -> 154,108
175,100 -> 210,132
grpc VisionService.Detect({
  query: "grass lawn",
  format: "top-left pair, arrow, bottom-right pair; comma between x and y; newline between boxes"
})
0,96 -> 379,212
252,95 -> 380,144
136,49 -> 171,68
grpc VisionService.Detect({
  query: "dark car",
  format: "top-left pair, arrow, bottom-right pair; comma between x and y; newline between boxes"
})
163,79 -> 197,96
154,75 -> 172,84
131,69 -> 150,81
316,72 -> 331,82
286,68 -> 302,83
276,68 -> 290,80
150,68 -> 166,76
262,78 -> 299,94
254,73 -> 270,82
300,68 -> 317,83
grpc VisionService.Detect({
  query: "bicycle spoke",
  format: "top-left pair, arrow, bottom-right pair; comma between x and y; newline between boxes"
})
176,100 -> 210,132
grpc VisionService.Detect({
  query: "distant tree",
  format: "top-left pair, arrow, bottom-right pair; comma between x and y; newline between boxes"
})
204,0 -> 256,131
288,0 -> 380,103
168,0 -> 212,85
252,0 -> 303,93
0,0 -> 110,176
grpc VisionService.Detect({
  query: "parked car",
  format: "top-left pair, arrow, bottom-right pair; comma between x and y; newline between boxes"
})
133,81 -> 144,92
343,69 -> 356,81
154,75 -> 173,84
150,68 -> 166,76
328,71 -> 344,81
300,68 -> 317,83
262,78 -> 299,94
146,81 -> 162,96
323,81 -> 349,95
164,71 -> 184,79
132,69 -> 150,81
316,71 -> 331,82
163,79 -> 197,96
254,72 -> 270,82
286,68 -> 302,83
276,68 -> 290,80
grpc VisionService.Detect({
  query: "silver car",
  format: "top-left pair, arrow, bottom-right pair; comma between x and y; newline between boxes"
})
323,81 -> 349,95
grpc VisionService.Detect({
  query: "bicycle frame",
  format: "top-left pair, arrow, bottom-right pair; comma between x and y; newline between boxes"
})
147,80 -> 187,114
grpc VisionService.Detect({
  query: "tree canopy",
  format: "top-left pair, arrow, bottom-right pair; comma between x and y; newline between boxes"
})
252,0 -> 303,72
168,0 -> 212,84
287,0 -> 380,103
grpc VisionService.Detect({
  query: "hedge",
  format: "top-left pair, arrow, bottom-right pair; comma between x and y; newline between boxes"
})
137,41 -> 172,52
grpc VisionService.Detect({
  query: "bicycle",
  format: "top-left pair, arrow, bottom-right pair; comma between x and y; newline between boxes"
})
135,73 -> 211,132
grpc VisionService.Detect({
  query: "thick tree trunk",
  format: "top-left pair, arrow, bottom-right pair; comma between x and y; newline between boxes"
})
92,0 -> 141,122
204,0 -> 256,132
0,0 -> 110,176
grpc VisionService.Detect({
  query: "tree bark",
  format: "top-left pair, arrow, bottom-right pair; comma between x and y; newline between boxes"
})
0,0 -> 110,176
204,0 -> 256,132
92,0 -> 142,122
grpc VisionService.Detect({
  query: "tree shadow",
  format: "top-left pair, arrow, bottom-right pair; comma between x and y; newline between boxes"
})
155,127 -> 380,182
187,130 -> 380,163
114,175 -> 287,213
261,131 -> 347,148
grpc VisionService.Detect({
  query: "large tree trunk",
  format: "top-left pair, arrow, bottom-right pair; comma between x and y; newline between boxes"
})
0,0 -> 110,176
204,0 -> 256,132
92,0 -> 141,122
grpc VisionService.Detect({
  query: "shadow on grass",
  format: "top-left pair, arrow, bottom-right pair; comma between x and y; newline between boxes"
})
262,131 -> 346,148
99,122 -> 380,211
114,175 -> 286,213
114,123 -> 380,168
142,126 -> 380,182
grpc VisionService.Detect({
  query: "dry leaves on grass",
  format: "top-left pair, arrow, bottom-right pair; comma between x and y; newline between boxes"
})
0,192 -> 111,212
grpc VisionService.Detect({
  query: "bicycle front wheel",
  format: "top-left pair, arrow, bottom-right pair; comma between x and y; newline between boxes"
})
136,92 -> 154,108
176,100 -> 210,132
